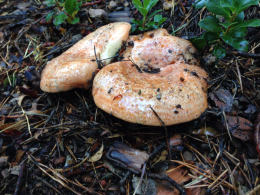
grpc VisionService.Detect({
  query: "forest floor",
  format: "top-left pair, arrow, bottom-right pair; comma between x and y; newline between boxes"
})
0,0 -> 260,195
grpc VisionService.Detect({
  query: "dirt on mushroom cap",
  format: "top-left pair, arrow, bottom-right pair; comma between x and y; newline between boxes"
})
92,61 -> 208,126
123,29 -> 199,69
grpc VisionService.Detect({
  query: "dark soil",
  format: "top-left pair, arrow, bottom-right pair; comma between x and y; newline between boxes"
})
0,0 -> 260,195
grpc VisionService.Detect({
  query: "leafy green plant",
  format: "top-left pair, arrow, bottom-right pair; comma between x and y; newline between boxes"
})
132,0 -> 166,32
193,0 -> 260,58
44,0 -> 82,26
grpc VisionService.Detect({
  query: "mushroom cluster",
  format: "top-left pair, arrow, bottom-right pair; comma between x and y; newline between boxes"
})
40,22 -> 208,126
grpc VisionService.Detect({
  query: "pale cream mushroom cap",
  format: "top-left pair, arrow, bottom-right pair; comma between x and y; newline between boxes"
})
40,22 -> 131,93
123,29 -> 199,69
92,61 -> 208,126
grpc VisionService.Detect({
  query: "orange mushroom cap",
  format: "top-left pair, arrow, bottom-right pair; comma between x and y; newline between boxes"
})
92,61 -> 208,126
40,22 -> 131,93
93,28 -> 208,126
123,29 -> 199,69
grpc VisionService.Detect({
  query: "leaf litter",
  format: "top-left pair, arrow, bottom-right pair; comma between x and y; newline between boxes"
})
0,0 -> 260,195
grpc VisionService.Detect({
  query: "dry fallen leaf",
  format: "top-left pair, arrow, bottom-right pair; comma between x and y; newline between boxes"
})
166,166 -> 191,184
225,115 -> 253,141
254,113 -> 260,158
0,120 -> 26,136
209,88 -> 233,112
15,150 -> 25,163
157,181 -> 179,195
226,115 -> 253,131
88,143 -> 104,162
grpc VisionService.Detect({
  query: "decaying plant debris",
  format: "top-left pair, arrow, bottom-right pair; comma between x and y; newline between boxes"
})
0,1 -> 260,195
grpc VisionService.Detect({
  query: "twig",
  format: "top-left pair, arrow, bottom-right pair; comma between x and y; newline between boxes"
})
34,175 -> 61,194
82,0 -> 103,7
171,160 -> 234,189
208,169 -> 228,189
94,45 -> 103,69
246,184 -> 260,195
21,106 -> 32,137
119,171 -> 131,194
14,161 -> 25,195
133,163 -> 146,195
148,144 -> 165,161
14,25 -> 31,56
150,106 -> 172,160
235,61 -> 243,93
222,111 -> 232,141
228,51 -> 260,59
148,173 -> 186,195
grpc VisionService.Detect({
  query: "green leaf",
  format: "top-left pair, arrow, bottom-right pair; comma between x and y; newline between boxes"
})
154,15 -> 163,23
228,27 -> 247,38
131,24 -> 137,33
220,0 -> 234,10
190,36 -> 207,50
199,16 -> 222,33
138,26 -> 146,31
132,19 -> 143,26
194,0 -> 208,9
206,0 -> 231,19
147,9 -> 163,21
237,0 -> 260,13
220,21 -> 239,30
65,0 -> 79,15
132,0 -> 148,16
46,11 -> 54,22
132,0 -> 142,9
53,12 -> 68,26
154,15 -> 166,27
143,0 -> 159,11
204,32 -> 219,42
220,21 -> 234,29
221,33 -> 248,52
232,19 -> 260,28
220,0 -> 242,13
213,45 -> 226,58
235,11 -> 244,22
69,16 -> 79,24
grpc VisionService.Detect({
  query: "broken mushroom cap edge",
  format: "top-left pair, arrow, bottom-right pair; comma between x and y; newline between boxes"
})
40,22 -> 131,93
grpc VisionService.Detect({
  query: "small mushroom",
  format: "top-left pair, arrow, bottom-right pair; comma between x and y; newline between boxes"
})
40,22 -> 131,93
123,28 -> 199,70
92,61 -> 208,126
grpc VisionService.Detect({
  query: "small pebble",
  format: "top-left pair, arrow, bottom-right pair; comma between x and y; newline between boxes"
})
124,1 -> 129,7
1,169 -> 9,178
183,150 -> 193,161
108,1 -> 117,9
10,165 -> 20,176
163,1 -> 173,10
89,8 -> 107,18
0,156 -> 8,168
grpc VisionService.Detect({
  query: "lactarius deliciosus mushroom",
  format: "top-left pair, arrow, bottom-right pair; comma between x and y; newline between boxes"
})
40,22 -> 131,93
122,28 -> 199,70
92,29 -> 208,126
